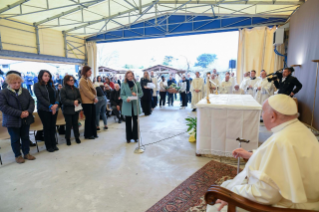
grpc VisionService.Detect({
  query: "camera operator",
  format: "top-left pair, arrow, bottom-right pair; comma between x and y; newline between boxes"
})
273,67 -> 302,97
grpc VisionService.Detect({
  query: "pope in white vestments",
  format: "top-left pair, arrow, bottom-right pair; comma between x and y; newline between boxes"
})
207,94 -> 319,212
244,70 -> 260,96
191,71 -> 204,110
254,71 -> 272,104
219,74 -> 233,94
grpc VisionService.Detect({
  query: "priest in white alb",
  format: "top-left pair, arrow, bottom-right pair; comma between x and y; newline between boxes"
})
219,74 -> 233,94
208,74 -> 220,94
244,70 -> 259,96
207,94 -> 319,212
254,70 -> 272,104
191,71 -> 204,112
239,72 -> 250,90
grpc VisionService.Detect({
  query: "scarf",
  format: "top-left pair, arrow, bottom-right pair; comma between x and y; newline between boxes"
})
7,86 -> 22,96
127,80 -> 134,88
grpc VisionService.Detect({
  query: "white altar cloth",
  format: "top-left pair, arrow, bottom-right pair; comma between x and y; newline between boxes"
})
196,94 -> 262,157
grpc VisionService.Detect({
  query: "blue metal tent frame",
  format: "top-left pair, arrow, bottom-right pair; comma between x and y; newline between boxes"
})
87,15 -> 287,43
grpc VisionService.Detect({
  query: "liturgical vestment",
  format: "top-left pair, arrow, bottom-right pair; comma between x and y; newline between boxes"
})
207,119 -> 319,212
219,81 -> 233,94
254,77 -> 272,105
191,77 -> 204,108
244,77 -> 259,96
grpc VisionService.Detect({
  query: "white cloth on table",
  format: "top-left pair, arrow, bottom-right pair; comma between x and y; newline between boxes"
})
211,119 -> 319,211
244,78 -> 260,96
196,95 -> 261,156
191,77 -> 204,108
219,81 -> 233,94
254,78 -> 272,104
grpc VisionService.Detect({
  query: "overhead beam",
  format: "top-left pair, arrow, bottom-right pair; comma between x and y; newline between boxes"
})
65,1 -> 155,33
124,0 -> 139,10
0,0 -> 30,14
156,1 -> 304,5
34,0 -> 105,25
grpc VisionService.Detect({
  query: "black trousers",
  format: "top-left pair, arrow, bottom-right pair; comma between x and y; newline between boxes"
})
38,110 -> 58,150
181,92 -> 188,107
159,92 -> 166,106
64,113 -> 80,140
82,104 -> 97,138
141,100 -> 152,115
125,107 -> 138,141
151,96 -> 158,109
112,106 -> 124,119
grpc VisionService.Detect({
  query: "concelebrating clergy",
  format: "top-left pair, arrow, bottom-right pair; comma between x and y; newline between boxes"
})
254,70 -> 272,104
207,94 -> 319,212
244,70 -> 259,96
191,71 -> 204,112
219,74 -> 233,94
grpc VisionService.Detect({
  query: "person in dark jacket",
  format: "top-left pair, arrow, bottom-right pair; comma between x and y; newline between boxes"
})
0,73 -> 36,163
167,75 -> 177,106
111,83 -> 124,123
274,67 -> 302,97
60,75 -> 82,146
95,84 -> 108,130
140,71 -> 153,116
34,70 -> 59,152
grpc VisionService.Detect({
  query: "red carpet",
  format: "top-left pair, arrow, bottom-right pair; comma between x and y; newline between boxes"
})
146,160 -> 238,212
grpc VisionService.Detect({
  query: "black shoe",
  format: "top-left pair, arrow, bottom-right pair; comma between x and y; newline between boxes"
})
192,108 -> 196,112
29,140 -> 36,147
66,139 -> 71,146
76,138 -> 81,144
126,140 -> 130,143
94,135 -> 98,138
97,127 -> 100,131
54,146 -> 59,151
47,148 -> 55,152
104,126 -> 108,130
85,136 -> 95,139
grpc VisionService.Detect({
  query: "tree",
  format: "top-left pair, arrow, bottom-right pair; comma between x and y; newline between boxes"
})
163,56 -> 174,66
194,53 -> 217,68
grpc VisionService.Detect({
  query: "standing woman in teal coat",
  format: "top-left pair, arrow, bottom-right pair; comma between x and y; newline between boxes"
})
120,71 -> 143,143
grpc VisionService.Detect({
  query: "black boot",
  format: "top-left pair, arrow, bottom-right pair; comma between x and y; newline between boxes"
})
66,139 -> 71,146
76,138 -> 81,144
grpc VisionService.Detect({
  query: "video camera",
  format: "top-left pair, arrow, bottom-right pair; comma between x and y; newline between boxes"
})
267,67 -> 294,82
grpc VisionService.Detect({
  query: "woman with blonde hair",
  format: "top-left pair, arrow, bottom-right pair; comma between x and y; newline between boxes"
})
0,71 -> 36,163
120,71 -> 143,143
140,71 -> 153,116
79,66 -> 98,140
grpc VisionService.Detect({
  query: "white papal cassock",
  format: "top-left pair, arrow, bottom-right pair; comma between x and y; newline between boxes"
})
191,77 -> 204,108
219,81 -> 233,94
244,78 -> 259,96
207,119 -> 319,212
254,78 -> 272,104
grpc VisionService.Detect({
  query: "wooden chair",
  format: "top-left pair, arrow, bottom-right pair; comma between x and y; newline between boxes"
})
0,112 -> 10,165
30,112 -> 42,152
55,108 -> 66,144
205,185 -> 315,212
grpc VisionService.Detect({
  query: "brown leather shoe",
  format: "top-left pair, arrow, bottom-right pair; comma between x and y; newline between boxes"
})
15,156 -> 25,164
24,154 -> 36,160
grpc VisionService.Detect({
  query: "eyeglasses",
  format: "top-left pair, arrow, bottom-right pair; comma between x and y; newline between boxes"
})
69,79 -> 74,82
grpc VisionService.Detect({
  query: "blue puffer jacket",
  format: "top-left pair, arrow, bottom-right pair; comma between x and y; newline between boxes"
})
25,75 -> 34,86
0,88 -> 35,128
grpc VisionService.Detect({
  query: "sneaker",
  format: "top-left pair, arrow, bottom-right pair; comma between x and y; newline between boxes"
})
15,156 -> 25,164
24,154 -> 36,160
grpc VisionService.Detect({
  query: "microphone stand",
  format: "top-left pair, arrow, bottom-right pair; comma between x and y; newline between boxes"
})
134,80 -> 145,154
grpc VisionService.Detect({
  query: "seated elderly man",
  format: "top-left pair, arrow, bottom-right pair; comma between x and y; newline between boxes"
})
207,94 -> 319,212
110,84 -> 125,123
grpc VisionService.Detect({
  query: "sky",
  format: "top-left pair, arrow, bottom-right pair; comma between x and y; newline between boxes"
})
97,31 -> 239,73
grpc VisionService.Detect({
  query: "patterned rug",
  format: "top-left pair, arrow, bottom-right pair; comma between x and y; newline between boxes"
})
146,160 -> 238,212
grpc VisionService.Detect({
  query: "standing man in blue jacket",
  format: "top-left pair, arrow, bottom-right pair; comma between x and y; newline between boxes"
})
25,72 -> 34,96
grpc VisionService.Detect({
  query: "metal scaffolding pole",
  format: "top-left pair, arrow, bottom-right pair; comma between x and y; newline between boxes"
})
35,26 -> 40,54
0,28 -> 3,50
63,32 -> 68,58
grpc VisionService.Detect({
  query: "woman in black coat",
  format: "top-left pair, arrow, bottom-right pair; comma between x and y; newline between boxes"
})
0,72 -> 36,163
60,75 -> 82,146
34,70 -> 59,153
140,71 -> 153,116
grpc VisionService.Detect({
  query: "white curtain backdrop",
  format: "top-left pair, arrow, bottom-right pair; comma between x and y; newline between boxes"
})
85,41 -> 97,77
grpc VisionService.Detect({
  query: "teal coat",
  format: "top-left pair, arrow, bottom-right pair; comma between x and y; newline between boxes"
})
120,81 -> 143,116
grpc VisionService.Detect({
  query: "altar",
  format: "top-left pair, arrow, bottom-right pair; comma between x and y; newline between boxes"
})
196,94 -> 262,157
